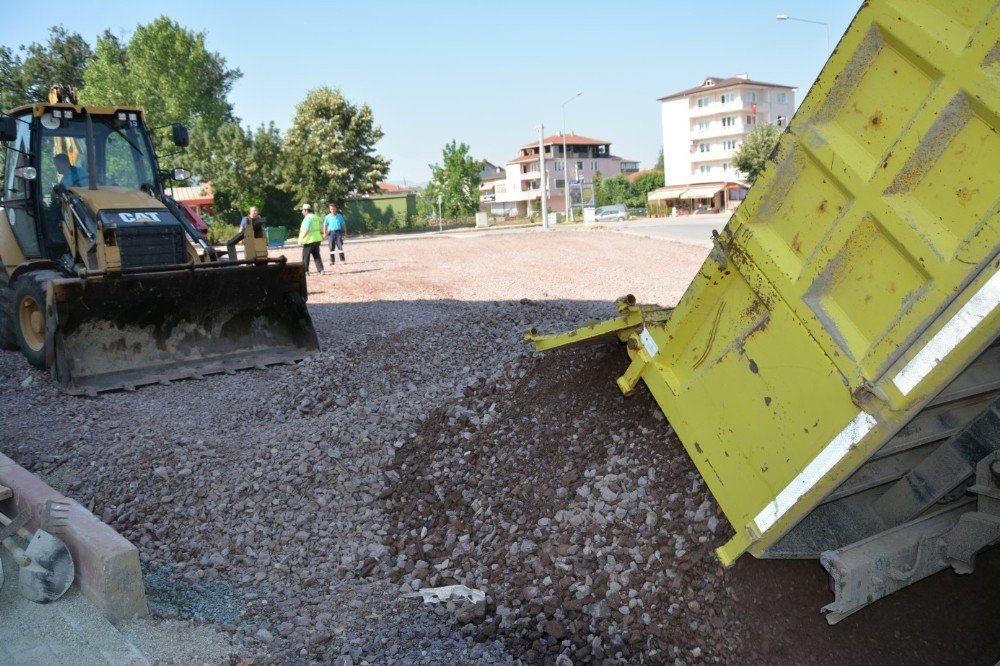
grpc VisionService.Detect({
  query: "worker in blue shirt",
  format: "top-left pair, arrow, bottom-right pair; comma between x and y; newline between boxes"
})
323,202 -> 347,264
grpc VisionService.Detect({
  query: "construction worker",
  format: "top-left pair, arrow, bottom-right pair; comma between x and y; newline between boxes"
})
324,202 -> 347,264
297,203 -> 324,274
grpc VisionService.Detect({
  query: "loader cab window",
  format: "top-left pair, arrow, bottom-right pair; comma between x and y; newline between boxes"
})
39,134 -> 88,245
3,116 -> 32,200
38,113 -> 157,193
2,115 -> 42,257
105,127 -> 154,189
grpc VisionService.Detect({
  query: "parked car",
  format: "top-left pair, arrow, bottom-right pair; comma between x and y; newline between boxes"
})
594,204 -> 628,222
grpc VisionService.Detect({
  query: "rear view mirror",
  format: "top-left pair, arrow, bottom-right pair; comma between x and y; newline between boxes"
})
171,123 -> 190,148
0,116 -> 16,142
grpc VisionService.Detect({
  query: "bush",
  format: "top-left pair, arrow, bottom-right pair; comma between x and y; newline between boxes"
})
207,221 -> 240,245
390,210 -> 409,229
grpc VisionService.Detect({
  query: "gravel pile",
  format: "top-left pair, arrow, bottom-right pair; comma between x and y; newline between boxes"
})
1,232 -> 742,662
383,343 -> 740,663
3,297 -> 639,663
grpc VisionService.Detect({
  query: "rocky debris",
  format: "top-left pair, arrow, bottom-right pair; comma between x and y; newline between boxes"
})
0,232 -> 736,662
383,344 -> 741,663
1,298 -> 630,663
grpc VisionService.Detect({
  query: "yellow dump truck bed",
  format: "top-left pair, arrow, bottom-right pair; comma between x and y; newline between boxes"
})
530,0 -> 1000,622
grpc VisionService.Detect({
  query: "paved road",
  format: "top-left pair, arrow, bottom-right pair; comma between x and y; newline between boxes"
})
589,213 -> 732,248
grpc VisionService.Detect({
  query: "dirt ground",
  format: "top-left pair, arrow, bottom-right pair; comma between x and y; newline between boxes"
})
2,228 -> 998,664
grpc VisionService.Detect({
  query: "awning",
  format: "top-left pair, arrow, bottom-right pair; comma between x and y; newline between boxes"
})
648,185 -> 691,201
680,185 -> 723,200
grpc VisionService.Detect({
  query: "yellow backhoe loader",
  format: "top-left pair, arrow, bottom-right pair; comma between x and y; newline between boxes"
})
529,0 -> 999,622
0,87 -> 318,394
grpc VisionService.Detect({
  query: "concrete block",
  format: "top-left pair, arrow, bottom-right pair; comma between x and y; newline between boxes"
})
0,452 -> 148,623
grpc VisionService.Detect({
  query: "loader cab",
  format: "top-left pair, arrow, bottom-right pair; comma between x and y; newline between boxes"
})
1,104 -> 167,265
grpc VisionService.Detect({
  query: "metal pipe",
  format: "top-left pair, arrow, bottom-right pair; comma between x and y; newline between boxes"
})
78,256 -> 288,278
537,124 -> 548,230
561,92 -> 582,223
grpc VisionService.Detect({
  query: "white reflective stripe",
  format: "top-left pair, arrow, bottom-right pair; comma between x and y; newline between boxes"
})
640,328 -> 659,358
893,270 -> 1000,396
753,411 -> 877,535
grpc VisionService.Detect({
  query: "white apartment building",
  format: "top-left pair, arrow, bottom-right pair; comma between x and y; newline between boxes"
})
491,133 -> 638,217
652,74 -> 795,212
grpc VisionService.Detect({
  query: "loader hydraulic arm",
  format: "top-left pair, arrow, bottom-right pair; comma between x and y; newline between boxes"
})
161,194 -> 216,260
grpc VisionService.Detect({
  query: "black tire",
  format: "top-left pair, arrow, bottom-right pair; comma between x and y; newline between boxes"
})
0,271 -> 18,350
12,271 -> 59,369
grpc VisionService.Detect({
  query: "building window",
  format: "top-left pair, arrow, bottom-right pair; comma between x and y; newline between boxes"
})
720,93 -> 735,103
591,161 -> 598,170
746,115 -> 757,125
723,139 -> 737,150
723,163 -> 731,171
697,96 -> 710,107
597,145 -> 607,155
528,162 -> 540,172
722,117 -> 735,127
746,92 -> 757,103
575,161 -> 584,172
553,161 -> 563,171
556,179 -> 565,189
777,92 -> 788,104
697,120 -> 709,131
699,165 -> 712,174
699,143 -> 710,153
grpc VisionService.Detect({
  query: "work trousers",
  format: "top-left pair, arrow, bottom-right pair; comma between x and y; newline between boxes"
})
328,230 -> 345,263
302,242 -> 324,273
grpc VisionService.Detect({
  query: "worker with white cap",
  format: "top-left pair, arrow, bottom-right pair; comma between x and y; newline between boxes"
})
297,203 -> 324,274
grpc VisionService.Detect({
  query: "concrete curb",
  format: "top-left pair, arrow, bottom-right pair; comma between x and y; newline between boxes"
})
0,452 -> 148,623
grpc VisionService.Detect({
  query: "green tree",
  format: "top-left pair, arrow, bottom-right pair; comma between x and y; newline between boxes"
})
654,148 -> 664,173
629,170 -> 664,207
183,121 -> 295,228
282,87 -> 390,207
80,18 -> 241,147
0,26 -> 93,110
598,174 -> 633,206
733,123 -> 782,184
591,171 -> 603,205
425,140 -> 483,218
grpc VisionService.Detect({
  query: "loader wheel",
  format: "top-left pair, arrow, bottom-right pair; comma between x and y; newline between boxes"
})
13,273 -> 54,369
0,273 -> 18,350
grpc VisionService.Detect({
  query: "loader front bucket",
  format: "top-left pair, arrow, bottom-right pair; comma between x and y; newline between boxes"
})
47,261 -> 319,394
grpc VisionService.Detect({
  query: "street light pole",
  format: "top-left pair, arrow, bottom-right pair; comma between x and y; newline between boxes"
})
776,14 -> 830,55
561,91 -> 582,224
437,193 -> 443,232
536,124 -> 548,230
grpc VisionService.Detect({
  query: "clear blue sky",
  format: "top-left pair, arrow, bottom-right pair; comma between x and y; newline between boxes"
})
3,1 -> 860,184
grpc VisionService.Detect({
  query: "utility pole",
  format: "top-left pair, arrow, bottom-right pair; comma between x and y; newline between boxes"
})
437,193 -> 443,232
561,91 -> 582,223
537,124 -> 548,230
